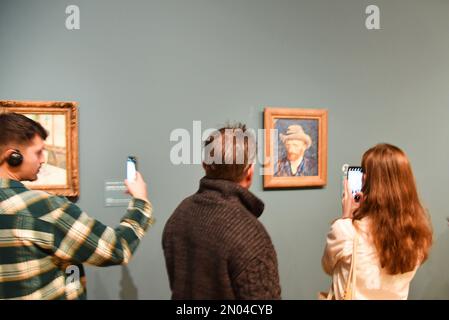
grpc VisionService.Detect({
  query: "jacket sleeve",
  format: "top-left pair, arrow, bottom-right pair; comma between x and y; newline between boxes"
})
321,218 -> 355,275
43,196 -> 154,266
233,245 -> 281,300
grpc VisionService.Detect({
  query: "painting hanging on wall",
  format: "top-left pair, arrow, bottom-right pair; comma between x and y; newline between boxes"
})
0,100 -> 79,197
264,107 -> 328,189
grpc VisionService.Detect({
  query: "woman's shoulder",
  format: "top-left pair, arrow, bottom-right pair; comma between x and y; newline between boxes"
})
329,218 -> 356,240
329,217 -> 371,238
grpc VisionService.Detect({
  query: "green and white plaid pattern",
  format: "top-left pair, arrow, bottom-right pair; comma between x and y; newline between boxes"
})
0,179 -> 153,300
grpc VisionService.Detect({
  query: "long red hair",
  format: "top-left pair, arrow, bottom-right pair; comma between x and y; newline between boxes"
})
354,144 -> 432,274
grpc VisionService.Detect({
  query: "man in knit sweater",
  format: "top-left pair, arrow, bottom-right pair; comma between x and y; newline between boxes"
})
162,123 -> 281,299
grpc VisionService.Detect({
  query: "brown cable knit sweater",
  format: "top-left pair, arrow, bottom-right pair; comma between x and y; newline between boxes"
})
162,177 -> 281,300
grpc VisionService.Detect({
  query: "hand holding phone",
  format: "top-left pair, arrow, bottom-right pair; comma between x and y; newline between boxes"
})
127,156 -> 137,182
347,166 -> 363,201
125,171 -> 149,202
342,166 -> 363,218
125,156 -> 149,202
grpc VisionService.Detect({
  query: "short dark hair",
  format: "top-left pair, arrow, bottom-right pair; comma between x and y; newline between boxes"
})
203,123 -> 256,182
0,112 -> 48,150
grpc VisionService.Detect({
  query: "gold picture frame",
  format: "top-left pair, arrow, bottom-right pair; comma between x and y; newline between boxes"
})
0,100 -> 79,197
264,107 -> 328,189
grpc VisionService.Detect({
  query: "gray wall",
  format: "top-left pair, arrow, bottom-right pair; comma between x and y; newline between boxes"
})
1,0 -> 448,299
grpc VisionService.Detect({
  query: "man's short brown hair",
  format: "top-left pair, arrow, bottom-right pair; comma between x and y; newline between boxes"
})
0,112 -> 48,153
203,123 -> 256,182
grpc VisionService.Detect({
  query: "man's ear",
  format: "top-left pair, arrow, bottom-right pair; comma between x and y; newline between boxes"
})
246,164 -> 255,180
203,162 -> 216,172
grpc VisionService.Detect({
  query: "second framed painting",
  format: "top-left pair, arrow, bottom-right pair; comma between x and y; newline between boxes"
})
264,107 -> 328,189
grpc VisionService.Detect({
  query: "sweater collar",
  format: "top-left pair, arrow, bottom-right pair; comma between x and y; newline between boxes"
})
198,177 -> 265,218
0,178 -> 26,189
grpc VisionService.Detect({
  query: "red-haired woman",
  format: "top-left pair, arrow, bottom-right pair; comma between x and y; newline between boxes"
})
322,144 -> 432,299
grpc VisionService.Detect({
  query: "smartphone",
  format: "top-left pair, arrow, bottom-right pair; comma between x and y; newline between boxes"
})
347,166 -> 363,199
127,156 -> 138,182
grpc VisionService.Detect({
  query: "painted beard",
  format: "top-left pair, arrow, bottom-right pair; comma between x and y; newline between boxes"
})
287,152 -> 301,161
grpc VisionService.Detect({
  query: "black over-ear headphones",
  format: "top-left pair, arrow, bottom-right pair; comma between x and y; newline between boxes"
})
7,149 -> 23,167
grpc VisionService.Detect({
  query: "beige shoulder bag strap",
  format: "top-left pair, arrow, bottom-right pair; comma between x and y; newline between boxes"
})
343,231 -> 359,300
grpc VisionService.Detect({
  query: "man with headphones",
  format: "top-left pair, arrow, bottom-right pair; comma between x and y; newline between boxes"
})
0,112 -> 154,299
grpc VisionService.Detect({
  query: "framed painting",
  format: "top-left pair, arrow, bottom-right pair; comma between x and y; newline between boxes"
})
0,100 -> 79,197
264,107 -> 327,188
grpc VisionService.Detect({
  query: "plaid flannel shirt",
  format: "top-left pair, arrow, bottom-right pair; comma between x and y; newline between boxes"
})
0,178 -> 153,300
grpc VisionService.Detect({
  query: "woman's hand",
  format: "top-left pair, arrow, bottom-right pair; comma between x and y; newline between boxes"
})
342,178 -> 363,219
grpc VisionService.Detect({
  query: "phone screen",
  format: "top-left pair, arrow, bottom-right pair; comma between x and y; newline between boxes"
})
347,166 -> 363,198
127,156 -> 137,182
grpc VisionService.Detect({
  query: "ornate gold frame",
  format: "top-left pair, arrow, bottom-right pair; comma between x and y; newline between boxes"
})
264,107 -> 328,188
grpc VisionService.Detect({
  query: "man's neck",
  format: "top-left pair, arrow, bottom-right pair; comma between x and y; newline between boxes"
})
238,180 -> 251,189
0,168 -> 20,181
